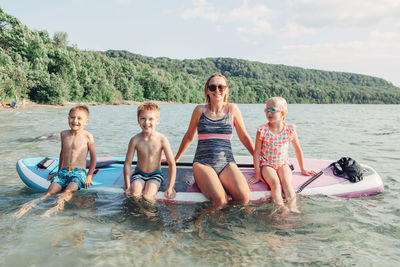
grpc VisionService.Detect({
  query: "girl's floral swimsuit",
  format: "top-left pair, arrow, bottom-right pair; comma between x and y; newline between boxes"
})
257,122 -> 296,170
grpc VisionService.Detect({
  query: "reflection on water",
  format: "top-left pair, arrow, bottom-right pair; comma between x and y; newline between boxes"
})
1,104 -> 400,265
17,133 -> 60,143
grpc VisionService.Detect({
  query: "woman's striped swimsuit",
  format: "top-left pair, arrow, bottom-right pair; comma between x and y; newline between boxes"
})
193,104 -> 236,175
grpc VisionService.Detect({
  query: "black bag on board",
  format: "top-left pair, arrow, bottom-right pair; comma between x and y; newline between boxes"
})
332,157 -> 364,183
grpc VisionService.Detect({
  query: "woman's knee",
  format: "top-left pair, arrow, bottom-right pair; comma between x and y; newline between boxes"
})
211,195 -> 228,209
235,191 -> 250,204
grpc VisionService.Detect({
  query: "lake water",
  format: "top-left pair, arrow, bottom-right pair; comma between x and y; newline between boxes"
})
1,104 -> 399,266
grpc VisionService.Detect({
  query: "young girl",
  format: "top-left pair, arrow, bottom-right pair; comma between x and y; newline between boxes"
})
249,97 -> 316,213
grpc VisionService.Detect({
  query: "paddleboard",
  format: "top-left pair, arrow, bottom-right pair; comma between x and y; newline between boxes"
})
16,156 -> 384,203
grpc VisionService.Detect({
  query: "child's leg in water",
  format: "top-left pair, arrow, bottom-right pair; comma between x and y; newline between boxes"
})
42,182 -> 78,217
142,180 -> 160,204
13,182 -> 63,218
278,165 -> 300,213
13,198 -> 42,218
131,179 -> 145,200
262,166 -> 288,212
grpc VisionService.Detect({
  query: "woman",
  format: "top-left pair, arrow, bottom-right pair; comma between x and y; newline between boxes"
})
175,74 -> 254,209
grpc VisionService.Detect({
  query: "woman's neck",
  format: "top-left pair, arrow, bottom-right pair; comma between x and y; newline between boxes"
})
208,101 -> 226,114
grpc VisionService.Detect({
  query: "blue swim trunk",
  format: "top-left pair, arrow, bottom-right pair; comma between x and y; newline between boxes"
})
131,167 -> 164,184
52,167 -> 87,189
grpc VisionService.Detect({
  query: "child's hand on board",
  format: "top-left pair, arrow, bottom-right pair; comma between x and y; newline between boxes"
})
47,173 -> 56,181
83,175 -> 93,188
164,188 -> 176,199
301,169 -> 317,176
249,173 -> 264,184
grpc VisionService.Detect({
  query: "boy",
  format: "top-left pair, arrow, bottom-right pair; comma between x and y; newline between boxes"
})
14,105 -> 96,217
124,102 -> 176,203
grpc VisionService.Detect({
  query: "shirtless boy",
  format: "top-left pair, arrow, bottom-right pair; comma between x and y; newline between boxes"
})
124,102 -> 176,203
14,105 -> 96,217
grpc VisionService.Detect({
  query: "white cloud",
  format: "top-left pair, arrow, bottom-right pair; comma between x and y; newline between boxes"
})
237,20 -> 272,35
290,0 -> 400,28
281,22 -> 316,38
181,0 -> 220,22
181,0 -> 273,36
226,1 -> 271,23
370,29 -> 399,41
112,0 -> 132,6
281,40 -> 400,62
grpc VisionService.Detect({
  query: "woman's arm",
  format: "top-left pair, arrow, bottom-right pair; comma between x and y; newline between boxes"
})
175,105 -> 202,162
249,131 -> 263,184
230,103 -> 255,155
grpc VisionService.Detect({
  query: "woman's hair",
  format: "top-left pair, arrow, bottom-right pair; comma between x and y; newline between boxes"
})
267,97 -> 288,112
204,74 -> 229,104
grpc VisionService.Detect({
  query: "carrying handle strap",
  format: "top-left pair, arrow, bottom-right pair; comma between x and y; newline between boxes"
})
296,162 -> 334,193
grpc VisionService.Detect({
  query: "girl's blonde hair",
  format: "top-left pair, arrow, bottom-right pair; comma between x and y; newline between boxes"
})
267,97 -> 288,113
204,74 -> 229,104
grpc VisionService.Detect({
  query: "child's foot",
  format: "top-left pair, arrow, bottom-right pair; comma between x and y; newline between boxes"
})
13,198 -> 41,218
42,205 -> 62,217
42,194 -> 69,217
278,204 -> 289,214
287,197 -> 301,213
289,207 -> 301,214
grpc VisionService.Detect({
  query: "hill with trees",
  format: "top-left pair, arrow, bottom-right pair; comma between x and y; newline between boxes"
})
1,7 -> 399,105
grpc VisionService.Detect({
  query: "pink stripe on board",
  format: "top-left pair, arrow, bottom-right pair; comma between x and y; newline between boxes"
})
112,171 -> 124,186
198,133 -> 232,140
99,157 -> 113,161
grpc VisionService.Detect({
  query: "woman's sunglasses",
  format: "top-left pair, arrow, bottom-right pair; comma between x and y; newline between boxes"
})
265,107 -> 282,113
208,84 -> 228,92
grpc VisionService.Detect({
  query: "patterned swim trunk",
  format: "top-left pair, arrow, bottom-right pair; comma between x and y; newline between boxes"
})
52,167 -> 87,189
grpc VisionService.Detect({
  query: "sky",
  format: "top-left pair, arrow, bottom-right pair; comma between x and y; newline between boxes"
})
1,0 -> 400,86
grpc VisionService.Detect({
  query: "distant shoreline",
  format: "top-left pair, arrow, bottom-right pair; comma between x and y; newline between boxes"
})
0,100 -> 184,110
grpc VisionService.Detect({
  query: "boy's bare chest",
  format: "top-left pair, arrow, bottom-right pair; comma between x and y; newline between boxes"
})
63,135 -> 87,150
136,139 -> 161,154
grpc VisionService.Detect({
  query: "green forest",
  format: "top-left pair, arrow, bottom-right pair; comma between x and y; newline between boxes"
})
1,7 -> 400,105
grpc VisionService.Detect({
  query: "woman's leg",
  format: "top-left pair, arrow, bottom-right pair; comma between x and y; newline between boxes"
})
219,163 -> 250,204
193,163 -> 229,209
277,165 -> 299,213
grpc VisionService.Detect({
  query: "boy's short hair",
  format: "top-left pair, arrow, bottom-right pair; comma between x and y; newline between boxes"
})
69,105 -> 90,116
137,102 -> 160,118
267,97 -> 288,112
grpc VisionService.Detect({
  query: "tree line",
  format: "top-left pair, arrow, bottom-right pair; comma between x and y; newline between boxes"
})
1,7 -> 399,105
